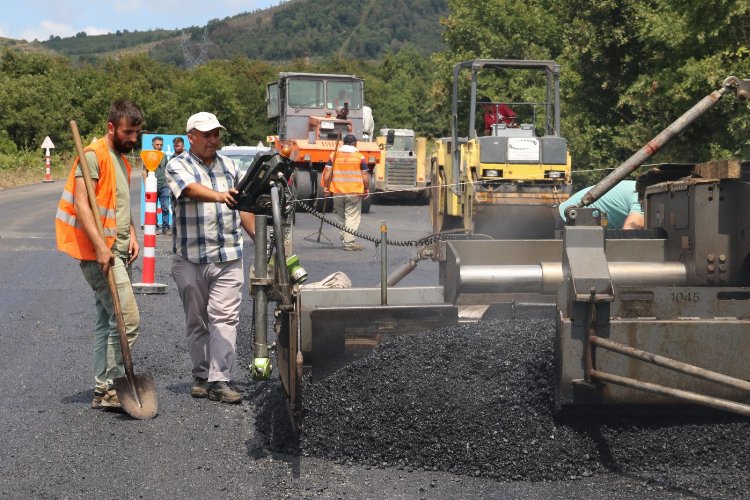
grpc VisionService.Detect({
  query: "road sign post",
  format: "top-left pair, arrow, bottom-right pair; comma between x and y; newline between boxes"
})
132,149 -> 168,294
41,136 -> 55,183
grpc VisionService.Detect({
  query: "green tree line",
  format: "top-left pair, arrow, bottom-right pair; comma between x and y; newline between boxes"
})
0,46 -> 437,160
437,0 -> 750,184
2,0 -> 749,187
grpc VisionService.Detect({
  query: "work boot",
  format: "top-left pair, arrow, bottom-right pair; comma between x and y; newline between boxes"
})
343,243 -> 363,251
100,389 -> 121,410
191,377 -> 208,399
91,389 -> 106,409
162,227 -> 171,236
208,381 -> 242,404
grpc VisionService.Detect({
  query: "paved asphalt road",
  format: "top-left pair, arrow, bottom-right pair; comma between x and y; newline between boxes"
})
0,173 -> 707,499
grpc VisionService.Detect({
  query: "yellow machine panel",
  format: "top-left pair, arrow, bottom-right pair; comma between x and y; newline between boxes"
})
429,59 -> 573,239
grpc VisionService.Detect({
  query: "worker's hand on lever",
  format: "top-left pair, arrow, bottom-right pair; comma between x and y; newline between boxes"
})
218,188 -> 239,208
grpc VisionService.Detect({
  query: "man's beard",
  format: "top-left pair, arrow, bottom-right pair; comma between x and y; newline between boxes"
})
113,134 -> 136,154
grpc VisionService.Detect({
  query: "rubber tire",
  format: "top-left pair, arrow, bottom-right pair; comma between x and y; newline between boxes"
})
313,170 -> 332,213
291,167 -> 312,205
417,188 -> 430,206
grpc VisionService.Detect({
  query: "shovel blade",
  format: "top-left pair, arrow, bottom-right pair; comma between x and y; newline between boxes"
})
114,373 -> 158,420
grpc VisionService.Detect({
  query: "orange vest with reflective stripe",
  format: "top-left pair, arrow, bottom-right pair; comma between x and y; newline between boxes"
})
55,138 -> 131,260
328,150 -> 365,194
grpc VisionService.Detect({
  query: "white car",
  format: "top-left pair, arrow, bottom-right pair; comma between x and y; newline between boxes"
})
220,144 -> 271,177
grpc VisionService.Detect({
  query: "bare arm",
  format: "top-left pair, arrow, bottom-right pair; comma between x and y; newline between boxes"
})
361,168 -> 370,199
72,177 -> 114,274
240,211 -> 255,241
322,166 -> 332,195
182,183 -> 239,208
623,212 -> 645,230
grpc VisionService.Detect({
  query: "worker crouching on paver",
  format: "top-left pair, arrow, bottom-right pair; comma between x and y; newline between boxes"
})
322,133 -> 370,251
55,99 -> 144,411
558,179 -> 644,230
166,112 -> 256,404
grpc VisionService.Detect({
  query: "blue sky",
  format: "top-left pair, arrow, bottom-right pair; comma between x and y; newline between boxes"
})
0,0 -> 280,41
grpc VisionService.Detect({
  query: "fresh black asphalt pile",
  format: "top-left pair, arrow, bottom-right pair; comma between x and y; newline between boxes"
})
253,317 -> 750,496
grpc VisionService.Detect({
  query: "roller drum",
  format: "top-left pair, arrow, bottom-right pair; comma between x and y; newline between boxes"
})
460,265 -> 544,293
608,262 -> 687,287
458,261 -> 687,295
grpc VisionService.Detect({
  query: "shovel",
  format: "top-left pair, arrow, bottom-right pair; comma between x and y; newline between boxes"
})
70,120 -> 158,420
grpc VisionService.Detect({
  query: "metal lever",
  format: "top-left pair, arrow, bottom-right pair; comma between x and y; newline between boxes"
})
580,75 -> 747,208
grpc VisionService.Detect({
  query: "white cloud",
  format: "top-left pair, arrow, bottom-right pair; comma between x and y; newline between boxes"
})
82,26 -> 112,36
20,21 -> 74,41
18,20 -> 110,41
112,0 -> 141,14
2,0 -> 279,41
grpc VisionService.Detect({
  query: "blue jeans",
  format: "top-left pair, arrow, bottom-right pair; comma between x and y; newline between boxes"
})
158,185 -> 171,228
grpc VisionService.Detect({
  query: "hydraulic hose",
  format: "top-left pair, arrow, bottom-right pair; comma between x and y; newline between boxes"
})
579,76 -> 746,208
271,184 -> 292,305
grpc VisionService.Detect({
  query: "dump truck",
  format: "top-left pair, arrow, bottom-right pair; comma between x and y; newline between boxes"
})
430,59 -> 573,238
266,72 -> 381,213
373,128 -> 429,203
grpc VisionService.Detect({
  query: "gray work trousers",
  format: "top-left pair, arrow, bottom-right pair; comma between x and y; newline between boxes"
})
171,254 -> 243,382
333,194 -> 362,246
80,258 -> 140,392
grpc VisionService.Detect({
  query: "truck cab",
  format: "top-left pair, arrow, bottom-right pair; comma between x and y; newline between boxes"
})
374,128 -> 428,202
266,73 -> 380,210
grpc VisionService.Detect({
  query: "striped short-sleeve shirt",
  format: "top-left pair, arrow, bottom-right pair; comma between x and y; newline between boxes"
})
166,151 -> 244,263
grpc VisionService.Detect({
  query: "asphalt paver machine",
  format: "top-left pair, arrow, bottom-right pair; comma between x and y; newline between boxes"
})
234,149 -> 458,431
437,76 -> 750,415
239,76 -> 750,430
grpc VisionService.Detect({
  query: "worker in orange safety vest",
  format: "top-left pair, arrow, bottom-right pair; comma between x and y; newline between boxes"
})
321,133 -> 370,251
55,99 -> 144,411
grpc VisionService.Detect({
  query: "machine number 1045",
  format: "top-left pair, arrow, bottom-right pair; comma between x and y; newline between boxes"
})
670,291 -> 700,303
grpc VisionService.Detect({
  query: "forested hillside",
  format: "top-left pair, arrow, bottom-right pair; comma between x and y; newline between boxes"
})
1,0 -> 749,188
32,0 -> 447,66
435,0 -> 750,182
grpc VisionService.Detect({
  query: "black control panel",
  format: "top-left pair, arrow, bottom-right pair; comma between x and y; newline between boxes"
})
234,152 -> 295,214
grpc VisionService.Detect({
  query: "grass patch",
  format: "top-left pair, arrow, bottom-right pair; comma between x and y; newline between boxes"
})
0,150 -> 142,190
0,150 -> 73,190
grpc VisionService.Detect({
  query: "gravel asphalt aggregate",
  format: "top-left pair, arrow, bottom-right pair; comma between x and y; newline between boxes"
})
1,177 -> 748,499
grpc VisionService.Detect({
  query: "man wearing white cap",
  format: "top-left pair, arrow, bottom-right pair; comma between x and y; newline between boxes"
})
166,111 -> 255,404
